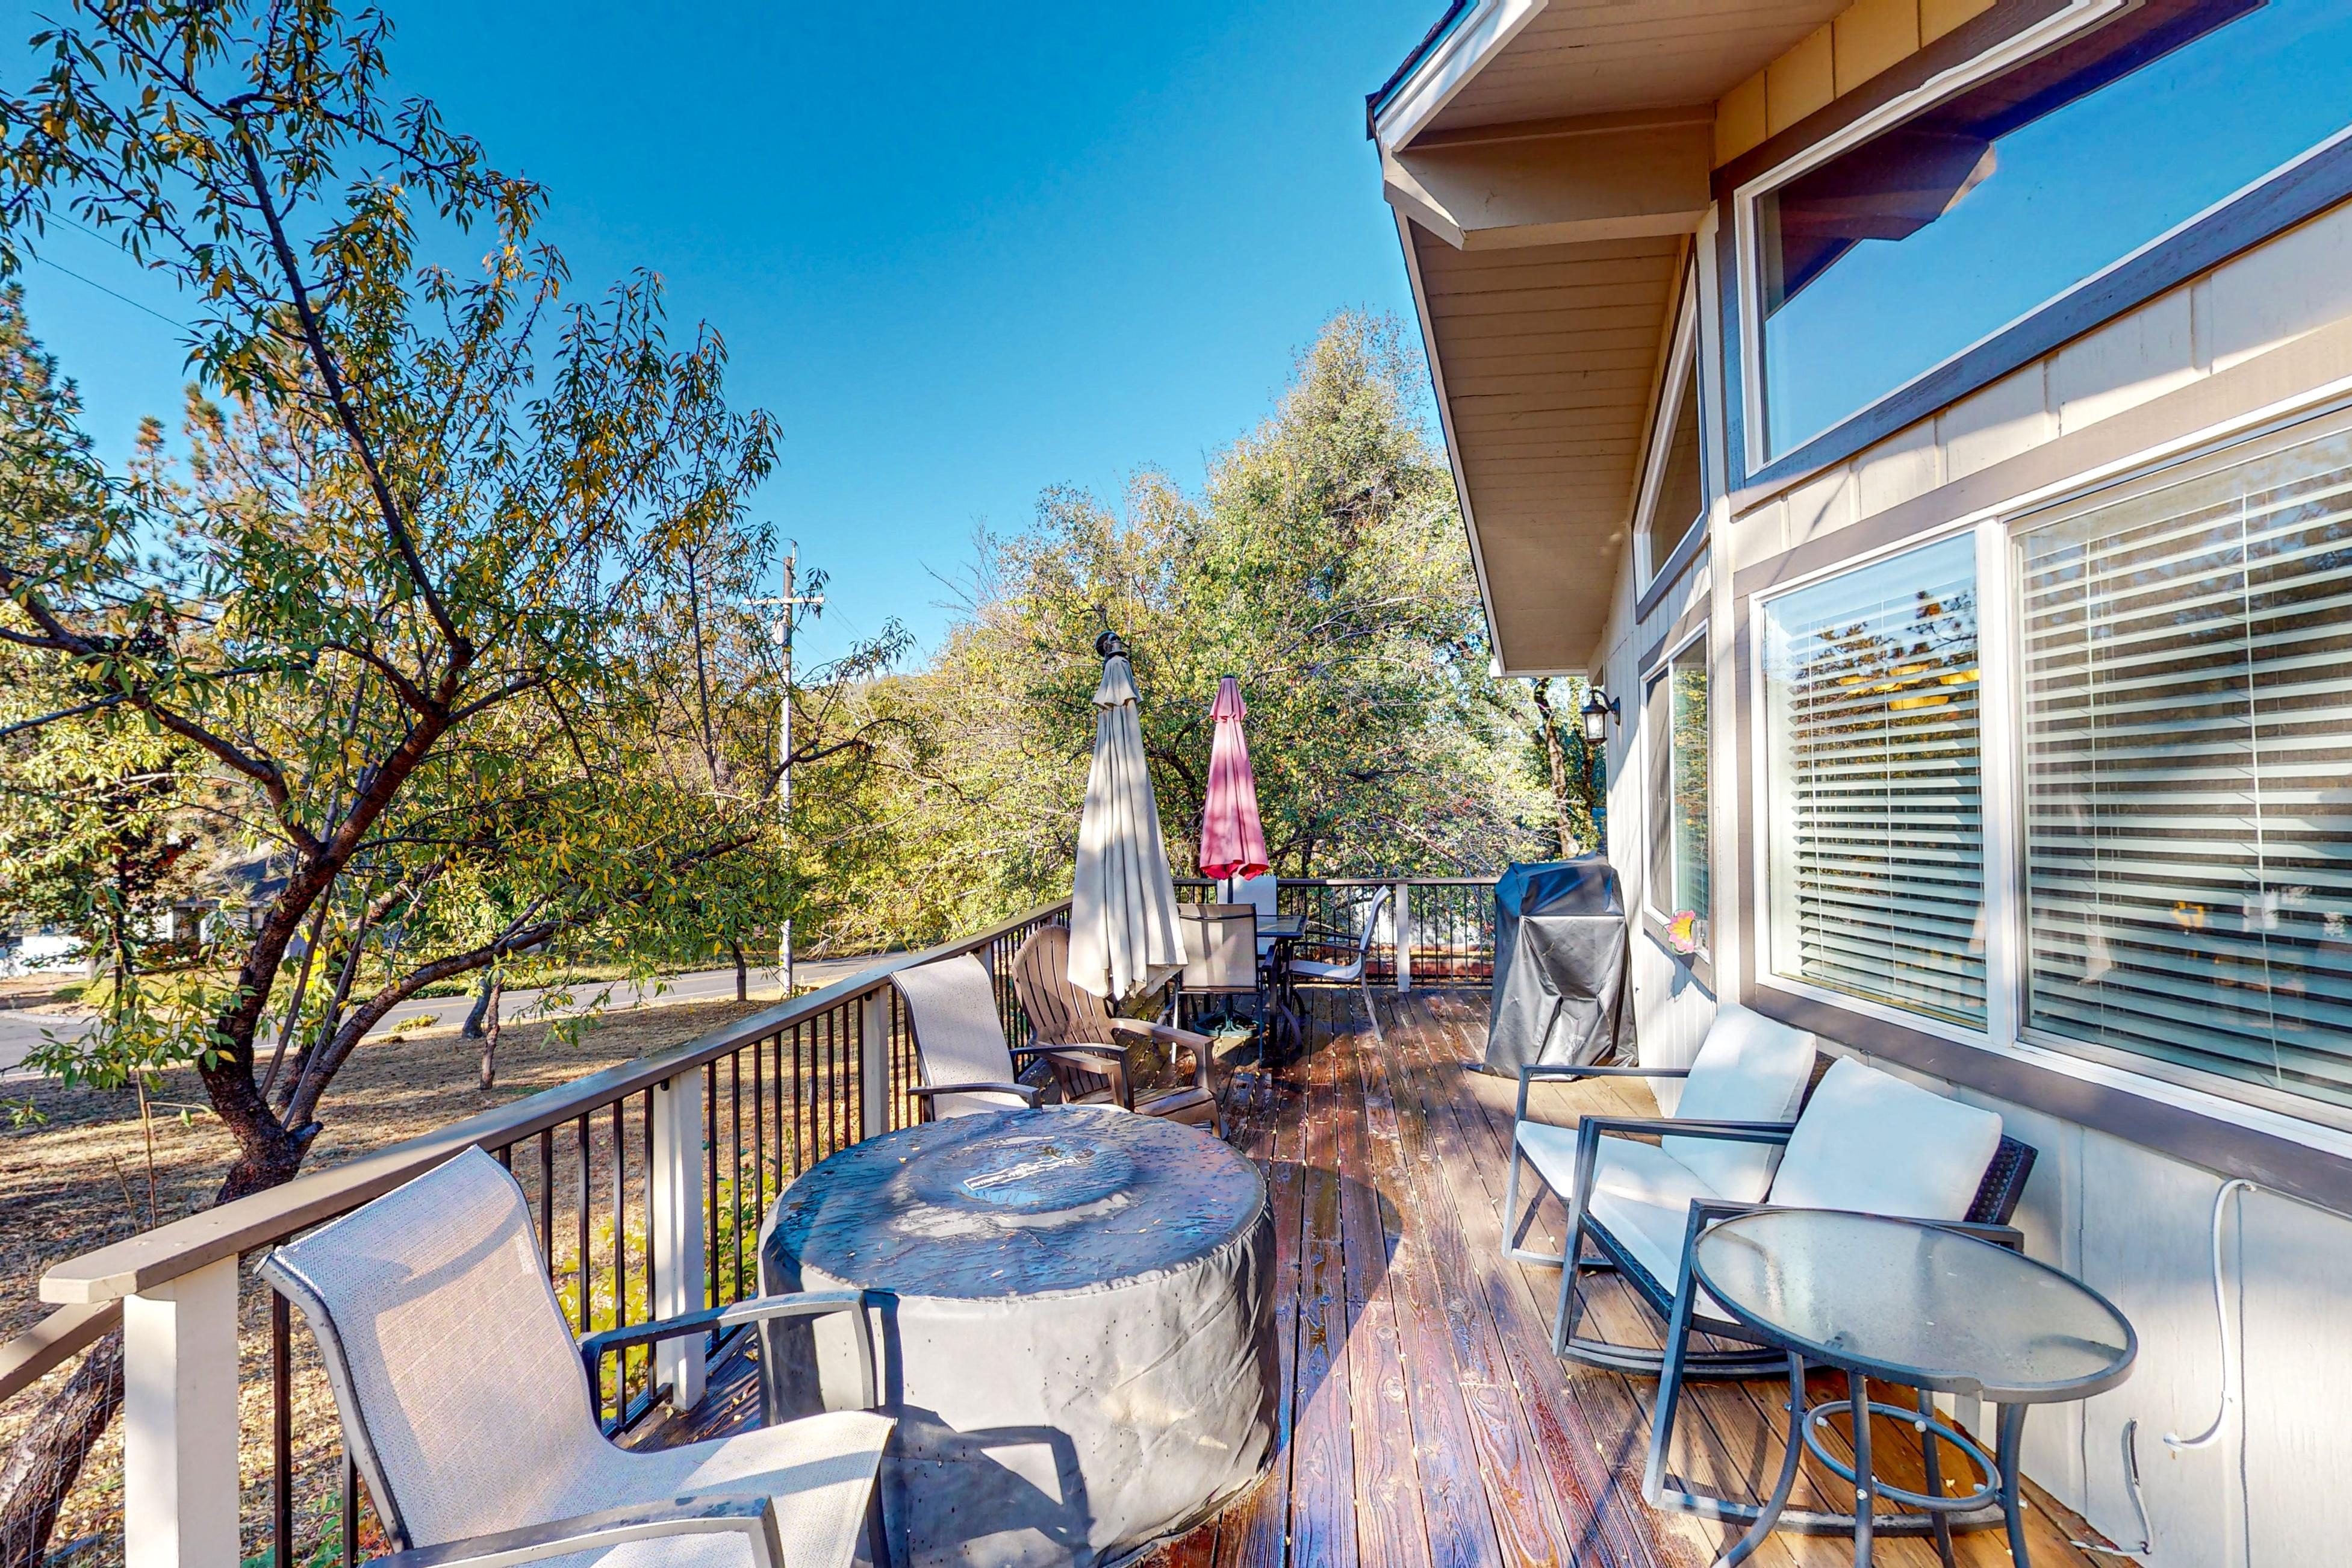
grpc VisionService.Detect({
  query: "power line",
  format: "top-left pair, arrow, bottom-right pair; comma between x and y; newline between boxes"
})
29,253 -> 186,331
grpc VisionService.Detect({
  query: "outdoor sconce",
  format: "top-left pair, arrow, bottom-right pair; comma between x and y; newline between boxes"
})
1579,687 -> 1620,745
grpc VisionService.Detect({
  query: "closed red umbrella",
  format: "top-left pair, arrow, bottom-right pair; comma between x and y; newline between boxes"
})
1198,675 -> 1270,884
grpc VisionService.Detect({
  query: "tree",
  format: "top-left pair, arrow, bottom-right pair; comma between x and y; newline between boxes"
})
1520,676 -> 1604,860
0,4 -> 893,1557
817,313 -> 1562,945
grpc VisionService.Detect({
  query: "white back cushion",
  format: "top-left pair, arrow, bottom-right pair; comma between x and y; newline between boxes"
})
1660,1004 -> 1817,1202
1769,1057 -> 2004,1221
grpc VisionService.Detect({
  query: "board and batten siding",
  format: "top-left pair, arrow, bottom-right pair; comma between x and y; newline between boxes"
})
1597,476 -> 1717,1107
1590,194 -> 2352,1565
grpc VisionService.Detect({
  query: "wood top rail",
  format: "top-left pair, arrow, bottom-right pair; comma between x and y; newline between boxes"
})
0,1301 -> 122,1403
32,900 -> 1072,1311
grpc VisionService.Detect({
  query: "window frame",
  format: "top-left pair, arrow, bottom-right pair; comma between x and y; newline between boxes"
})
1750,523 -> 1991,1031
1641,624 -> 1712,963
1725,0 -> 2352,493
1743,389 -> 2352,1145
1634,272 -> 1708,595
2003,403 -> 2352,1133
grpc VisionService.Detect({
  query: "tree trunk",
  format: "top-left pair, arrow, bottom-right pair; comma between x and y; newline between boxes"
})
461,968 -> 497,1039
730,939 -> 746,1003
1529,679 -> 1584,858
0,1331 -> 121,1568
478,976 -> 503,1090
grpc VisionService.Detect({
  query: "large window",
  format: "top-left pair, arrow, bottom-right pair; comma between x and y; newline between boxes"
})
1763,535 -> 1985,1023
1748,0 -> 2352,461
1640,343 -> 1704,583
1646,638 -> 1711,955
2018,420 -> 2352,1113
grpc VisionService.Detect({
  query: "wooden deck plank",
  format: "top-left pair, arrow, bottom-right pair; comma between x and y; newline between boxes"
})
1213,1062 -> 1307,1568
1348,1017 -> 1514,1568
1336,1013 -> 1434,1568
1289,1034 -> 1359,1566
1368,1006 -> 1576,1568
1390,997 -> 1716,1568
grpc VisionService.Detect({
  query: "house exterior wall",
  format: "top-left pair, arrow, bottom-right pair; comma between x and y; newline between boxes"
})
1611,113 -> 2352,1568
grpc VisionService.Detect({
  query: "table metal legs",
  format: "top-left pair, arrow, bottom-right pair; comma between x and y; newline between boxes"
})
1712,1359 -> 2026,1568
1716,1354 -> 1811,1567
1998,1402 -> 2032,1568
1917,1388 -> 1957,1568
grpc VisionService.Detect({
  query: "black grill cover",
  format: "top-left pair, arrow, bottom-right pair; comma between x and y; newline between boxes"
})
1482,857 -> 1632,1077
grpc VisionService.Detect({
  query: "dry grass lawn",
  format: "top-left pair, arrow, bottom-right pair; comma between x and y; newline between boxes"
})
0,997 -> 773,1568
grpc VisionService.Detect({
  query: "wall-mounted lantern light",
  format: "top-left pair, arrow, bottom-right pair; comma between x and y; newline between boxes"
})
1579,686 -> 1620,745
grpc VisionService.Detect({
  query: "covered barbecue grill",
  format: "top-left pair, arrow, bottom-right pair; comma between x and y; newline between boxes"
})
1481,857 -> 1632,1078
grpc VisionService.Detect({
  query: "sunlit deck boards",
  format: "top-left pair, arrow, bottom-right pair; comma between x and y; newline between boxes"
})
665,992 -> 2119,1567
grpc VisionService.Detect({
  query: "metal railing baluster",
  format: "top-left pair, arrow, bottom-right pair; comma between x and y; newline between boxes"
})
272,1291 -> 292,1568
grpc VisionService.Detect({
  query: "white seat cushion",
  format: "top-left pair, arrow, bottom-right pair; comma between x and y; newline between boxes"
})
596,1411 -> 892,1568
1769,1057 -> 2003,1222
1584,1188 -> 1727,1319
1660,1004 -> 1817,1202
1514,1121 -> 1719,1212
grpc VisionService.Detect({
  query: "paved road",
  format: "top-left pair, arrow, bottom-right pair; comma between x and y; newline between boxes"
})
0,956 -> 880,1081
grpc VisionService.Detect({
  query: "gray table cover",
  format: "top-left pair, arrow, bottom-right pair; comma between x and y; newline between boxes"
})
759,1106 -> 1275,1568
1481,857 -> 1633,1078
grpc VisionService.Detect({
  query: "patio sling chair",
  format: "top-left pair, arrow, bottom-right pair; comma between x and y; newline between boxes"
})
260,1147 -> 894,1568
888,951 -> 1113,1122
1008,924 -> 1225,1134
1176,902 -> 1263,1031
1284,884 -> 1392,1045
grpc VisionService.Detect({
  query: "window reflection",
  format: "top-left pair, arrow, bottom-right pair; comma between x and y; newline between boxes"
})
1755,0 -> 2352,459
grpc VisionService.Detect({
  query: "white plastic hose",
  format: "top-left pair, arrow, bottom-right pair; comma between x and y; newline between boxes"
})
2165,1178 -> 2254,1452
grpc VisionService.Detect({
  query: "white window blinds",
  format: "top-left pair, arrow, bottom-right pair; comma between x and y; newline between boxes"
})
1764,535 -> 1985,1023
2019,422 -> 2352,1112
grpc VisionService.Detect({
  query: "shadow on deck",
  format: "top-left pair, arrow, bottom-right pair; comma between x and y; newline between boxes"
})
646,991 -> 2123,1568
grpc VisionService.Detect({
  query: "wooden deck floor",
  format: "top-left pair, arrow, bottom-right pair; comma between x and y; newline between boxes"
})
667,992 -> 2120,1568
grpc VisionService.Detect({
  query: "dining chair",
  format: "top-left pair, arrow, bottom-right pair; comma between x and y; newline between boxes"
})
1285,884 -> 1392,1045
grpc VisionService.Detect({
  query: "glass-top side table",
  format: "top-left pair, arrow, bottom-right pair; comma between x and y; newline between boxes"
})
1677,1208 -> 2136,1568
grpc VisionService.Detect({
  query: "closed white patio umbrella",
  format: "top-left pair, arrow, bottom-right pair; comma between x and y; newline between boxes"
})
1068,630 -> 1187,1001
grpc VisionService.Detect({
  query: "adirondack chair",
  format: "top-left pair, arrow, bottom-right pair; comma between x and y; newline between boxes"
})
1010,924 -> 1225,1134
260,1148 -> 893,1568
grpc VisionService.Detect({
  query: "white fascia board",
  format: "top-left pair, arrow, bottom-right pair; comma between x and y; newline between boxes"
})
1373,0 -> 1549,153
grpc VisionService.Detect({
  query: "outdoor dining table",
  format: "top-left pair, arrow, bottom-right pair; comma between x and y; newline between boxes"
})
758,1104 -> 1277,1568
1255,912 -> 1309,1063
1681,1207 -> 2137,1568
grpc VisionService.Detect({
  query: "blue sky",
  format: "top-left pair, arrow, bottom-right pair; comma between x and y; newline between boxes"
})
8,0 -> 1442,665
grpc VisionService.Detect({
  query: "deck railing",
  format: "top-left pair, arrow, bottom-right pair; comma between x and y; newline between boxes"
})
1174,874 -> 1499,986
0,876 -> 1496,1568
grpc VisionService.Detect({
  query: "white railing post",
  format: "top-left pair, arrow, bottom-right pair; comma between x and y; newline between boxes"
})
650,1066 -> 706,1410
122,1255 -> 240,1568
860,986 -> 892,1137
1394,880 -> 1413,994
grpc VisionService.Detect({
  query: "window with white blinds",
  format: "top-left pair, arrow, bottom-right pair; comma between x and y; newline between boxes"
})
2018,421 -> 2352,1114
1763,535 -> 1985,1023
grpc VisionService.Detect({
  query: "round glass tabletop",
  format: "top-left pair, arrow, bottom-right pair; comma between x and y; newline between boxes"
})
1690,1209 -> 2136,1403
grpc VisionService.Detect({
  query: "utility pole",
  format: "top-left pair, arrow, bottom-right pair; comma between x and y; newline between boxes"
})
752,543 -> 824,995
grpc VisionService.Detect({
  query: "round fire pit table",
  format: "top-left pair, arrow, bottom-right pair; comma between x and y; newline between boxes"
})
758,1105 -> 1275,1568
